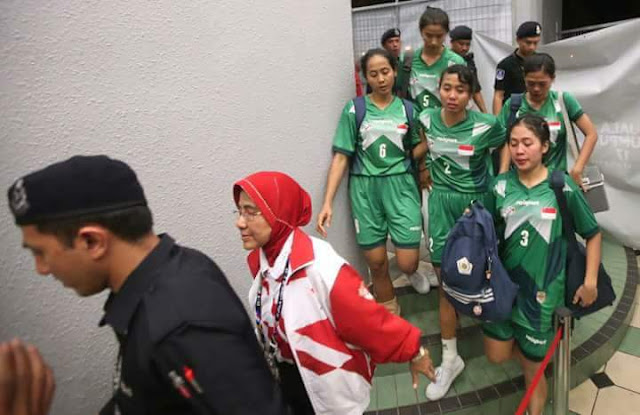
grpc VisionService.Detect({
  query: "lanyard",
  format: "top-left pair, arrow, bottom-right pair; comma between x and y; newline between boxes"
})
255,259 -> 291,355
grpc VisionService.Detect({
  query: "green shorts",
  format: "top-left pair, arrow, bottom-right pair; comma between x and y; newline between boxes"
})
427,189 -> 494,265
483,320 -> 555,362
349,174 -> 422,249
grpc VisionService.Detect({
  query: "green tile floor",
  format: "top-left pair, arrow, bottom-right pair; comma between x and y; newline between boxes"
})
366,234 -> 635,414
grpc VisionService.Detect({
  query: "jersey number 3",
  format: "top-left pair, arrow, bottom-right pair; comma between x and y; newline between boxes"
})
520,230 -> 529,247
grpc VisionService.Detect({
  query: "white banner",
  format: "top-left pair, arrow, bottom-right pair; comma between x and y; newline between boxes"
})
473,19 -> 640,249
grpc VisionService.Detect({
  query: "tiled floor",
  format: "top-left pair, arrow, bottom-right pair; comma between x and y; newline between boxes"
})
569,278 -> 640,415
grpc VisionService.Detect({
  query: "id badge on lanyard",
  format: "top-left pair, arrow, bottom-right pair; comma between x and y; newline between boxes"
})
255,260 -> 290,381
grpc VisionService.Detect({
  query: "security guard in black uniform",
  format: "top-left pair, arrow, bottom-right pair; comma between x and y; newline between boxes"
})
366,28 -> 413,98
449,25 -> 488,113
7,155 -> 287,415
492,21 -> 542,114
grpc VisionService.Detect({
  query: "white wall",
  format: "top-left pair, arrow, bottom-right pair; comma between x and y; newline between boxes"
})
0,1 -> 360,413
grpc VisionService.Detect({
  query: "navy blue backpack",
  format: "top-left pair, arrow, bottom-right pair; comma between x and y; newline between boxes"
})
441,201 -> 519,322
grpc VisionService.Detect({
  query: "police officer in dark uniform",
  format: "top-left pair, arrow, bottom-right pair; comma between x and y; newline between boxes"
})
492,21 -> 542,114
449,25 -> 488,113
365,28 -> 413,98
7,155 -> 287,415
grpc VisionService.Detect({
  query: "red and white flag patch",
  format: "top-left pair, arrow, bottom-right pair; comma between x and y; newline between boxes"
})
397,124 -> 408,134
458,144 -> 475,156
548,121 -> 561,131
541,207 -> 557,220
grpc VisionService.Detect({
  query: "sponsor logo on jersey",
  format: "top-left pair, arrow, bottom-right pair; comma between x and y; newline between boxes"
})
525,334 -> 547,346
496,69 -> 505,81
516,200 -> 540,206
540,207 -> 557,220
458,144 -> 475,156
430,136 -> 458,143
409,226 -> 422,231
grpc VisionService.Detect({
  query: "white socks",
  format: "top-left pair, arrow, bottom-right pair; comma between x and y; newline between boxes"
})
442,338 -> 458,365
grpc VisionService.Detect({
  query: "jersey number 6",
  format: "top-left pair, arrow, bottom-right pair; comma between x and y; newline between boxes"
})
379,144 -> 387,158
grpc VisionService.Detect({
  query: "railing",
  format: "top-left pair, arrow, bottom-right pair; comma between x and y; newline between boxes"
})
515,307 -> 573,415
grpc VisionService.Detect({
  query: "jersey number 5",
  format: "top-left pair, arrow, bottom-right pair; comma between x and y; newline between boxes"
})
422,95 -> 429,108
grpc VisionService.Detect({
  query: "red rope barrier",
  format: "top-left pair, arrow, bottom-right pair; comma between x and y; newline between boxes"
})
515,326 -> 564,415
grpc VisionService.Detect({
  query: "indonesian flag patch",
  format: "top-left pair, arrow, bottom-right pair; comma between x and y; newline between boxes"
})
457,144 -> 475,156
397,123 -> 409,133
548,121 -> 561,131
541,207 -> 557,220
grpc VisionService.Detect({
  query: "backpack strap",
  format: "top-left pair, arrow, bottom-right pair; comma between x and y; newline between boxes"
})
353,96 -> 366,132
402,98 -> 414,133
549,170 -> 578,245
557,90 -> 581,160
508,93 -> 523,127
396,51 -> 413,99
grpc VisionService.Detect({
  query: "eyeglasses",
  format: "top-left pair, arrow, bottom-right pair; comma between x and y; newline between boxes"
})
233,208 -> 263,221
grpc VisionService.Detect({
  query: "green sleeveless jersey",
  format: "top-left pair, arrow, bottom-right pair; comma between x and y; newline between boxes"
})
419,108 -> 506,193
498,90 -> 584,172
409,47 -> 466,113
493,170 -> 599,331
332,96 -> 420,176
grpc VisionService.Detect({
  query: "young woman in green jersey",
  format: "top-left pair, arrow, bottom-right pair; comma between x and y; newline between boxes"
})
485,114 -> 601,415
317,48 -> 428,315
418,64 -> 507,400
498,53 -> 598,185
409,6 -> 466,114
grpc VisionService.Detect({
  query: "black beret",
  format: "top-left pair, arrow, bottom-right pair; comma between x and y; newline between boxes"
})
450,25 -> 472,41
516,21 -> 542,39
381,28 -> 401,45
7,155 -> 147,225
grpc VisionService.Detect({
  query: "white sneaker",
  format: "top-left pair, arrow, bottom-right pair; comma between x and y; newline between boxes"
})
408,270 -> 430,294
425,355 -> 465,401
423,262 -> 439,287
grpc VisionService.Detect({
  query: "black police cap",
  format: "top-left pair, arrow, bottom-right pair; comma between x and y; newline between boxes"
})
516,21 -> 542,39
8,155 -> 147,225
450,25 -> 473,41
381,28 -> 401,45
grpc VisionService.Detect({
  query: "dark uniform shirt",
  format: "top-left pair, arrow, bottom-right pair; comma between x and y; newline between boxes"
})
494,49 -> 527,104
463,53 -> 482,93
98,234 -> 286,415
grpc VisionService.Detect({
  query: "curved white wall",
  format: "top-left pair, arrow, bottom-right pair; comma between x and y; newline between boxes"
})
0,1 -> 361,413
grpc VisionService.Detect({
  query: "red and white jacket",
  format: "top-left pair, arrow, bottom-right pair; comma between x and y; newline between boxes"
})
248,229 -> 421,415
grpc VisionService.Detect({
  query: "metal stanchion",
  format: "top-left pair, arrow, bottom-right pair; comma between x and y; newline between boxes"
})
553,307 -> 573,415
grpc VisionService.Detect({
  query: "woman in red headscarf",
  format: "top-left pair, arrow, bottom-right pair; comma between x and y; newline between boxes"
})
233,171 -> 435,415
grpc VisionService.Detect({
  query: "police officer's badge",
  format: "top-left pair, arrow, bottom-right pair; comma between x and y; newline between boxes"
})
456,257 -> 473,276
495,69 -> 505,81
9,179 -> 29,216
535,25 -> 541,35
